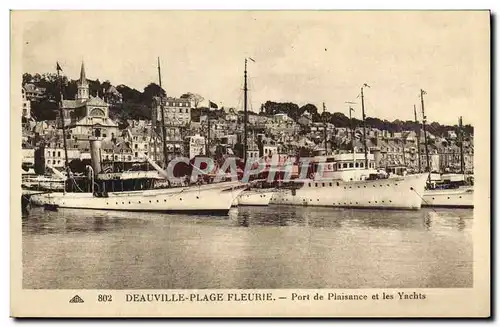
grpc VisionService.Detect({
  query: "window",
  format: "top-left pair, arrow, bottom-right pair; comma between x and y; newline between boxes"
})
57,151 -> 61,157
52,151 -> 55,157
114,155 -> 118,160
360,162 -> 364,168
349,162 -> 353,168
342,163 -> 347,169
355,162 -> 359,168
135,152 -> 138,157
322,183 -> 325,187
179,108 -> 182,113
315,183 -> 318,187
338,163 -> 341,169
134,144 -> 138,149
185,108 -> 189,113
145,144 -> 148,149
127,155 -> 131,161
103,133 -> 107,138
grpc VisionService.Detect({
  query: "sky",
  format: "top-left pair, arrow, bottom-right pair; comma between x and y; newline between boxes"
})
16,10 -> 489,126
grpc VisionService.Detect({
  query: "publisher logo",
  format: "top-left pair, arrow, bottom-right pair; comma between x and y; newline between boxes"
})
69,295 -> 84,303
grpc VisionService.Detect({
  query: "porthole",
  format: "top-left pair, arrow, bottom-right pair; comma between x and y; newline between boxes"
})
180,198 -> 183,201
116,202 -> 118,204
128,201 -> 131,204
138,201 -> 141,204
149,200 -> 151,203
368,201 -> 371,203
432,197 -> 435,200
164,199 -> 167,202
196,196 -> 199,199
375,201 -> 378,203
459,196 -> 462,199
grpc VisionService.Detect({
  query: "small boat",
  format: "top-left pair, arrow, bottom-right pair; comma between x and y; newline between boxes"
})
422,187 -> 473,208
422,173 -> 473,208
236,188 -> 276,206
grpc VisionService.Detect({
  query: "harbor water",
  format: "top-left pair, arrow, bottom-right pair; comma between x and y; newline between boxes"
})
22,206 -> 473,289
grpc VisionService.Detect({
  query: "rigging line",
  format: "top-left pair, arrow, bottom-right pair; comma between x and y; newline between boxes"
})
410,188 -> 438,214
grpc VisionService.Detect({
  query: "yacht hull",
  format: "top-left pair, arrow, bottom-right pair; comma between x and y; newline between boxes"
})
235,189 -> 275,206
270,173 -> 429,210
30,181 -> 247,214
422,187 -> 473,208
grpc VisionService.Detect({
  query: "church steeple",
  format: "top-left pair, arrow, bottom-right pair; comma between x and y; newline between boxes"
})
79,61 -> 87,85
76,61 -> 89,100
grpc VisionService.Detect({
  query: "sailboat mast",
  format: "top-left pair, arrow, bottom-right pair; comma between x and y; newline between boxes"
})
206,103 -> 211,156
243,58 -> 248,166
56,63 -> 69,193
360,85 -> 368,169
420,89 -> 431,181
157,57 -> 169,168
459,116 -> 465,174
414,104 -> 421,173
322,102 -> 328,155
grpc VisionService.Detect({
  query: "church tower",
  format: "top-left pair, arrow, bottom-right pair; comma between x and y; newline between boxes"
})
76,61 -> 89,101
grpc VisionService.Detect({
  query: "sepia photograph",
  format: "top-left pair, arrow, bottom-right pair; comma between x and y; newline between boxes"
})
10,9 -> 490,317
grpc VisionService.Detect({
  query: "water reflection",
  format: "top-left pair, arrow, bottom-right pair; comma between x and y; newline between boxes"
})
22,205 -> 473,289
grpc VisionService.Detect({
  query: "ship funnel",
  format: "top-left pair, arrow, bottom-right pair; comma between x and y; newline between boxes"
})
89,137 -> 103,175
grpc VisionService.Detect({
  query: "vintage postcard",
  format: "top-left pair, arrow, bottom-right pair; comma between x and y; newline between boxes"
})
11,10 -> 490,317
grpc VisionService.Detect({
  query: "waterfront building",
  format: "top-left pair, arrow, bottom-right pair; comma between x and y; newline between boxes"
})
22,83 -> 46,101
21,87 -> 31,119
152,96 -> 192,127
185,134 -> 206,159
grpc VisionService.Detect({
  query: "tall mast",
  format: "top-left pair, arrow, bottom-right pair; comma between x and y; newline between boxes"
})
420,89 -> 431,181
157,57 -> 169,168
459,116 -> 465,174
348,106 -> 355,154
56,62 -> 69,193
243,58 -> 248,166
360,84 -> 369,169
322,102 -> 328,155
206,103 -> 211,156
414,104 -> 421,172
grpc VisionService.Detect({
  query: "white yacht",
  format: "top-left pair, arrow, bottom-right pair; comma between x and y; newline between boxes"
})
422,173 -> 473,208
30,139 -> 248,215
30,177 -> 247,214
234,188 -> 276,206
270,153 -> 429,210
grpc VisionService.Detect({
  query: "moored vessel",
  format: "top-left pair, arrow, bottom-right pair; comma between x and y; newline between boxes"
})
270,153 -> 428,210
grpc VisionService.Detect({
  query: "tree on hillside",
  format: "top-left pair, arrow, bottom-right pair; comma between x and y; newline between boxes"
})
116,84 -> 142,104
142,83 -> 165,105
